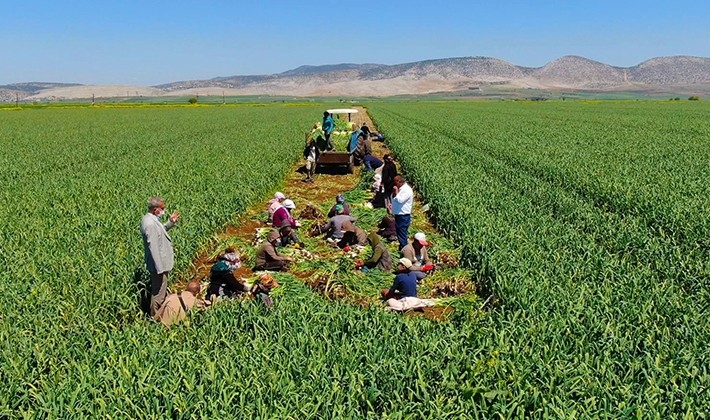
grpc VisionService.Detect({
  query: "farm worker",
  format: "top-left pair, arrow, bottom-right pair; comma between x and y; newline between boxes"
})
372,173 -> 382,193
390,175 -> 414,250
140,196 -> 180,317
358,232 -> 393,272
347,126 -> 362,154
322,111 -> 335,150
267,192 -> 286,223
250,273 -> 280,309
360,123 -> 371,139
371,174 -> 388,209
381,154 -> 398,208
362,154 -> 383,172
303,138 -> 319,182
327,194 -> 351,217
325,205 -> 357,241
206,247 -> 249,301
278,221 -> 304,248
400,232 -> 433,281
272,199 -> 299,229
380,258 -> 418,300
337,220 -> 368,249
253,229 -> 292,272
376,211 -> 398,243
154,281 -> 203,327
353,133 -> 372,164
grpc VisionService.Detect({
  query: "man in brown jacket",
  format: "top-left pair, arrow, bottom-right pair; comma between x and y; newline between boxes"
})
154,281 -> 203,327
254,229 -> 292,271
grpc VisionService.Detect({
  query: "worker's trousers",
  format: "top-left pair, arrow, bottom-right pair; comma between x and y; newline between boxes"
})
394,214 -> 411,250
150,271 -> 169,317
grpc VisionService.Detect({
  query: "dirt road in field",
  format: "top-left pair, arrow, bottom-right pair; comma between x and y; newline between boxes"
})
177,106 -> 473,319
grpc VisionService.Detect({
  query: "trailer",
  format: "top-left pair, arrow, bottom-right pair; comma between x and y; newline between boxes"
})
307,108 -> 359,174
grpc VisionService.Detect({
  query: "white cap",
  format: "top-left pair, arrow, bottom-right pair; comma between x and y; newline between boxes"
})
283,199 -> 296,209
274,192 -> 286,200
398,258 -> 413,269
414,232 -> 428,246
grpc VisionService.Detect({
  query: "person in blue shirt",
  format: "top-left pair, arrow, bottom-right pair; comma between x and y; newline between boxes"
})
380,258 -> 418,300
347,126 -> 362,154
322,111 -> 335,150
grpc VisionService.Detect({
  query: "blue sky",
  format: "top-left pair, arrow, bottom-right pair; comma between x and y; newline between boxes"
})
2,0 -> 709,86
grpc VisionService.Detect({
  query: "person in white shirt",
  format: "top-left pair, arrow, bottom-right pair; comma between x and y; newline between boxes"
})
390,175 -> 413,250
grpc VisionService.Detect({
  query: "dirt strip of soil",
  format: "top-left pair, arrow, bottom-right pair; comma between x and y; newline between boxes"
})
176,106 -> 469,320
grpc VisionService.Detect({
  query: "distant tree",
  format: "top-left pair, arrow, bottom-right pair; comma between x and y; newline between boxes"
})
188,97 -> 198,104
688,96 -> 700,101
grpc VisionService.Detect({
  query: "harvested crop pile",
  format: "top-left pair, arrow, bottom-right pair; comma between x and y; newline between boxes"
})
299,203 -> 325,220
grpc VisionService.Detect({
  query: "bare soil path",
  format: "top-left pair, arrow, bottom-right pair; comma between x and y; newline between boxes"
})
176,106 -> 479,320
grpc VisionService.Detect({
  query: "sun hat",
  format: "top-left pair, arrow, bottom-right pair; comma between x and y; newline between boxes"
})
398,258 -> 413,269
283,199 -> 296,209
414,232 -> 428,246
219,251 -> 239,262
274,192 -> 286,200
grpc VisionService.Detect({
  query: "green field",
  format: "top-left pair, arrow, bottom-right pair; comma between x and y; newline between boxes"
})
1,101 -> 708,417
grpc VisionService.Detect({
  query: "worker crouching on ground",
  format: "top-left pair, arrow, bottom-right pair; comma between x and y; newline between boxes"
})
337,220 -> 367,249
279,221 -> 304,248
400,232 -> 434,281
154,281 -> 204,327
380,258 -> 418,300
266,192 -> 286,224
254,229 -> 292,272
206,247 -> 250,301
327,194 -> 351,217
376,211 -> 398,243
272,199 -> 300,230
357,232 -> 393,272
325,205 -> 357,242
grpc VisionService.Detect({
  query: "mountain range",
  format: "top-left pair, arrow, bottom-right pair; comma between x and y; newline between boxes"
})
2,55 -> 709,102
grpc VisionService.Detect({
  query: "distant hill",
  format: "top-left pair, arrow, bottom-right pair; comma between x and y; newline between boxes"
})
4,55 -> 710,102
0,82 -> 81,102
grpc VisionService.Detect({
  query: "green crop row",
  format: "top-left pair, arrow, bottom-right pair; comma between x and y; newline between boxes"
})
367,101 -> 710,416
2,102 -> 708,418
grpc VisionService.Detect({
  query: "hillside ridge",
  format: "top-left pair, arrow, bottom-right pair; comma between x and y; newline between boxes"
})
2,55 -> 710,101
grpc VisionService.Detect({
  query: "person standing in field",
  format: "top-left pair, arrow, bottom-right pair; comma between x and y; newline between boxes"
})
390,175 -> 413,250
381,154 -> 397,208
154,281 -> 203,327
303,138 -> 319,183
322,111 -> 335,150
140,196 -> 180,316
